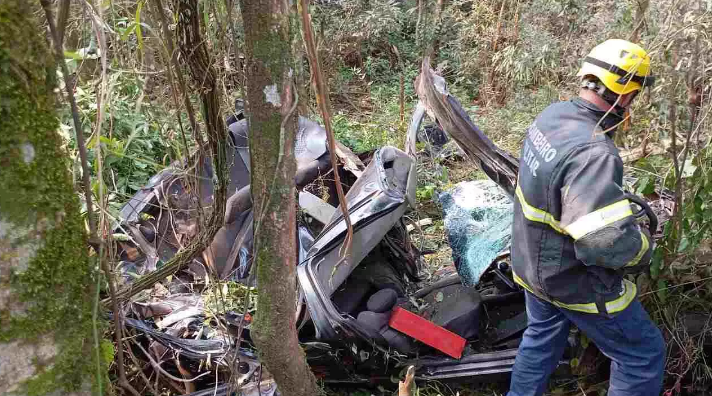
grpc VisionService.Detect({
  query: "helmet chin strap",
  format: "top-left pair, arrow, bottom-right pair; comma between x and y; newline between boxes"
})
581,78 -> 628,115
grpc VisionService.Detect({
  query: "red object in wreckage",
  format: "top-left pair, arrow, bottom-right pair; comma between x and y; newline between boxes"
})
388,307 -> 466,359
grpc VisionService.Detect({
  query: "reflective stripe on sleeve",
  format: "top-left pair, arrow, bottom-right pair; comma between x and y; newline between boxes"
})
563,199 -> 633,240
624,228 -> 650,267
513,270 -> 637,314
515,185 -> 567,234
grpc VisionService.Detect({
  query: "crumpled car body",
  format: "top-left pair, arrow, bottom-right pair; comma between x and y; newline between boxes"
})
292,103 -> 531,385
113,63 -> 585,394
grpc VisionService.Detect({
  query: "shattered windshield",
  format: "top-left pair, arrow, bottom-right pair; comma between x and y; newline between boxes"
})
439,180 -> 513,286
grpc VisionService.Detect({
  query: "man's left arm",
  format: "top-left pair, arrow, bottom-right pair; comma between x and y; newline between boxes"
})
559,145 -> 652,270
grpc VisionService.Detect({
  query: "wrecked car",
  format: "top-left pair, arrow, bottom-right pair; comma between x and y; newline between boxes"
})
111,59 -> 663,395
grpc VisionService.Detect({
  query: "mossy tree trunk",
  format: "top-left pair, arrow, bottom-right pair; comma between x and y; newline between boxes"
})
240,1 -> 321,395
0,1 -> 103,395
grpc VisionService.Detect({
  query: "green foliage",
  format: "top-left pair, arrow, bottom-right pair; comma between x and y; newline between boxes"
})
636,176 -> 656,195
332,111 -> 392,153
656,278 -> 669,302
329,73 -> 418,153
47,0 -> 712,393
476,86 -> 560,150
204,281 -> 256,318
441,0 -> 644,98
492,26 -> 561,88
673,143 -> 712,253
59,62 -> 184,214
416,184 -> 436,201
314,0 -> 420,74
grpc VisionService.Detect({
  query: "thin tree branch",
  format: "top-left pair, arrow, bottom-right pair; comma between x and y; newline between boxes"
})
299,0 -> 354,263
673,34 -> 702,251
134,341 -> 212,383
84,1 -> 140,394
628,0 -> 649,42
106,0 -> 231,307
124,333 -> 161,396
668,72 -> 682,257
102,259 -> 140,395
56,0 -> 72,49
492,0 -> 507,53
149,0 -> 192,160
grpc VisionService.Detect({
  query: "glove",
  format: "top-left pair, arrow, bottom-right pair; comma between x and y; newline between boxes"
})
622,227 -> 654,275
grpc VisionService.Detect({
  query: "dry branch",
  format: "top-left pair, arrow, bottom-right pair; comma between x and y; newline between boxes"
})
492,0 -> 507,53
152,0 -> 204,151
300,0 -> 354,262
629,0 -> 649,42
620,143 -> 667,163
56,0 -> 71,48
398,366 -> 416,396
85,1 -> 139,393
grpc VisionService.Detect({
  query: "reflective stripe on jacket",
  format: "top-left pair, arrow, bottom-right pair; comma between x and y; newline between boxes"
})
511,97 -> 653,315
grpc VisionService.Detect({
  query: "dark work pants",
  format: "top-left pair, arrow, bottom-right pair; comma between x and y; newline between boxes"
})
507,291 -> 665,396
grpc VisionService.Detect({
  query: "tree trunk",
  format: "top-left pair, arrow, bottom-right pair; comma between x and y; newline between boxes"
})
0,1 -> 101,394
416,0 -> 426,49
431,0 -> 446,60
488,0 -> 508,105
240,1 -> 321,396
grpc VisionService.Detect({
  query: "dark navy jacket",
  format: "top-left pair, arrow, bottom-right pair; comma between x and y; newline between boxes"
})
511,97 -> 652,315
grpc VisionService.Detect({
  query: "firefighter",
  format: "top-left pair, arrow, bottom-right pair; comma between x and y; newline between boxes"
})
507,39 -> 665,396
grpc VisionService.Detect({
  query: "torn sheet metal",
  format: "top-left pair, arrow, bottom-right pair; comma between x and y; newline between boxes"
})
132,293 -> 203,320
335,140 -> 365,177
221,211 -> 255,280
228,116 -> 332,172
298,191 -> 336,225
156,304 -> 203,329
416,57 -> 519,196
118,115 -> 336,284
185,380 -> 279,396
123,317 -> 228,361
297,146 -> 418,342
295,118 -> 329,168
